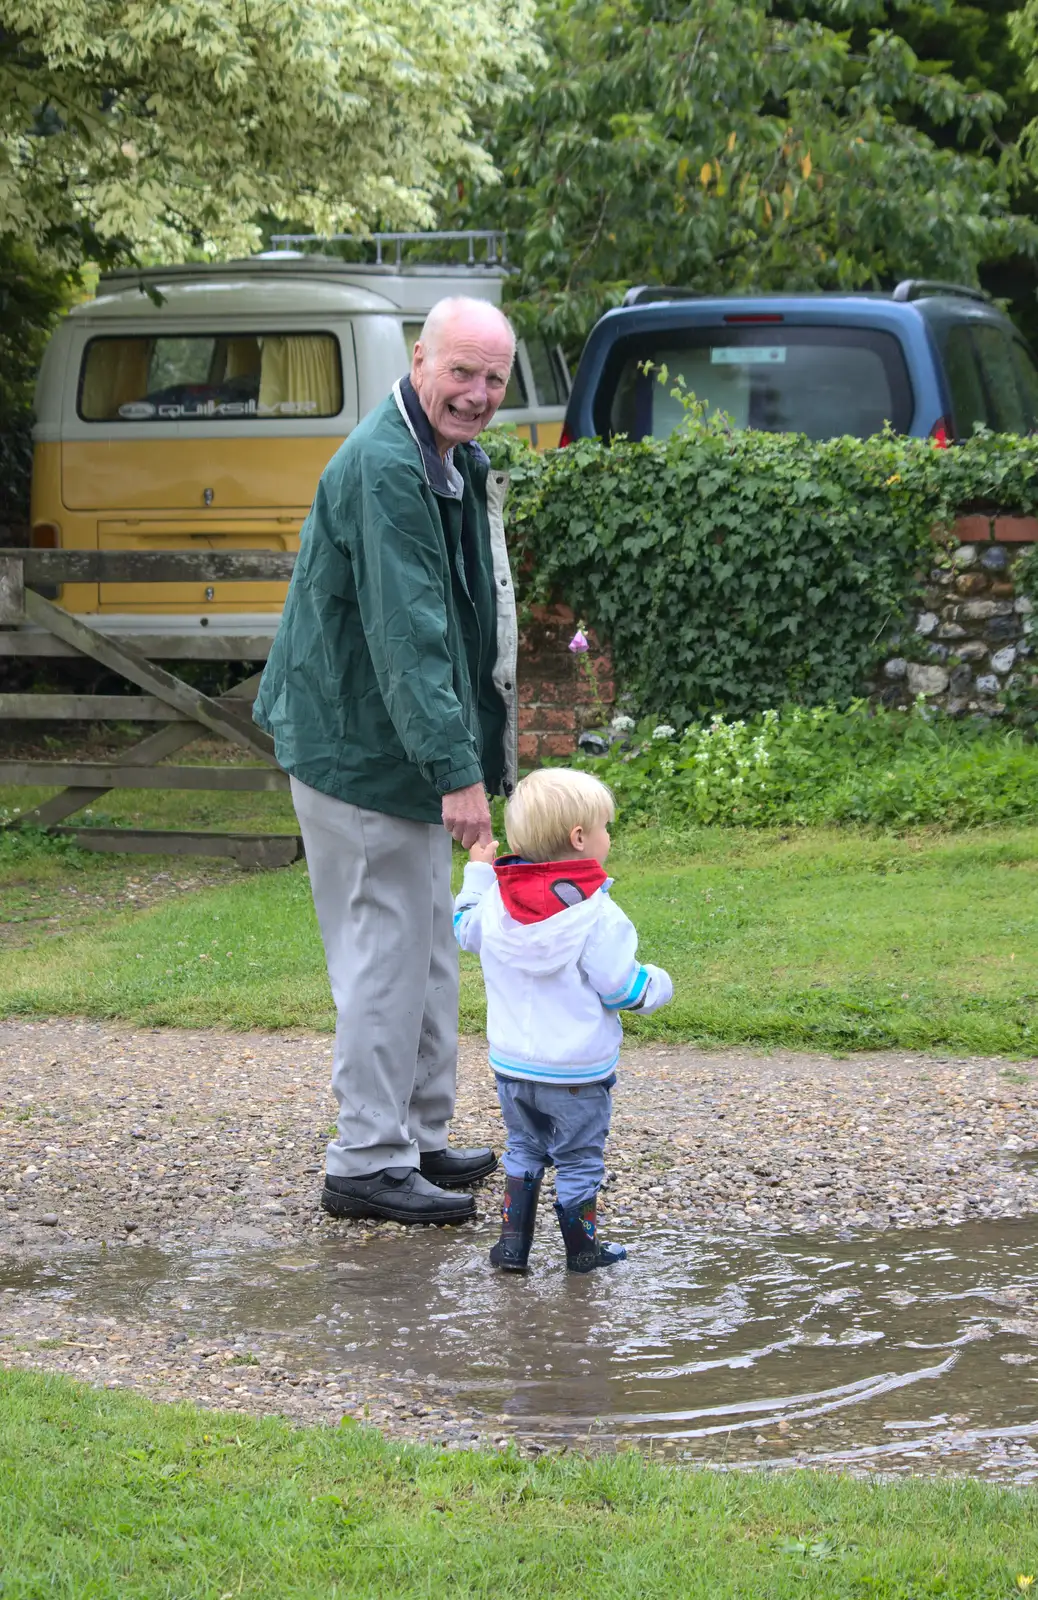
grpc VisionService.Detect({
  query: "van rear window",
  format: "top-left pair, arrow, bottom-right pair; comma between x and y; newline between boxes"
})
78,334 -> 343,421
596,325 -> 913,441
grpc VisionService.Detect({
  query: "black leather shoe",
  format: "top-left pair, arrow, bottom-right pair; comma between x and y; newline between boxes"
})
321,1167 -> 475,1224
419,1145 -> 498,1189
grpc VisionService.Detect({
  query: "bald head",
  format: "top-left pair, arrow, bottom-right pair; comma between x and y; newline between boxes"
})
418,296 -> 516,362
410,296 -> 517,457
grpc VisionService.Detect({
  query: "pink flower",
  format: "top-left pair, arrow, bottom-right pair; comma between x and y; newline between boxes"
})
568,628 -> 589,654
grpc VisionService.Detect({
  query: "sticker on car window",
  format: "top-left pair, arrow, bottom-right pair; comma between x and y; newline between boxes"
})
710,347 -> 787,365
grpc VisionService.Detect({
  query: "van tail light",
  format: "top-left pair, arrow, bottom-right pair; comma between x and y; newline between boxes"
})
558,422 -> 572,448
930,417 -> 952,449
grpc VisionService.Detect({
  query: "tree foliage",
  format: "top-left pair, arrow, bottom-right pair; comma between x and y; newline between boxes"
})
1011,0 -> 1038,175
0,240 -> 73,531
0,0 -> 539,265
460,0 -> 1037,342
841,0 -> 1036,144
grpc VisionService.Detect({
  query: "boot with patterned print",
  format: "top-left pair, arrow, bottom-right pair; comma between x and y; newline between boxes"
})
489,1172 -> 542,1272
554,1194 -> 626,1273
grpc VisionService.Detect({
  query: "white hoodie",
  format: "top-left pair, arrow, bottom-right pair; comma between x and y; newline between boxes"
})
453,859 -> 673,1085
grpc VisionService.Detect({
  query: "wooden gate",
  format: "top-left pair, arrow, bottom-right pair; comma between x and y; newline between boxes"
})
0,548 -> 302,869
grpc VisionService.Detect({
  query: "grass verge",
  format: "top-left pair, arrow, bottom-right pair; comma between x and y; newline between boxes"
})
2,826 -> 1038,1052
1,1370 -> 1036,1599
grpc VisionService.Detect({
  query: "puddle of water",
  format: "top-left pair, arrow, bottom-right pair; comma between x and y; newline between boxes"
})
5,1217 -> 1038,1480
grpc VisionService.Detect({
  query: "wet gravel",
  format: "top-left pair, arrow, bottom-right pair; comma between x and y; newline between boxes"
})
1,1018 -> 1037,1447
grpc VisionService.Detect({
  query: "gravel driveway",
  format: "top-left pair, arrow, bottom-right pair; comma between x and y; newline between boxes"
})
1,1019 -> 1037,1448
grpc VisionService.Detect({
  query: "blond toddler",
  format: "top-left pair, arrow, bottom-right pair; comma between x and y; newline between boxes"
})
453,767 -> 673,1273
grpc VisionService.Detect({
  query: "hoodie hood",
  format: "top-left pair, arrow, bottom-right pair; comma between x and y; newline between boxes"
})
494,856 -> 607,924
483,857 -> 609,976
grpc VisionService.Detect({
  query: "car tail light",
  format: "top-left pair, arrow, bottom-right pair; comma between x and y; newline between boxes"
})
723,314 -> 784,323
558,422 -> 572,447
930,417 -> 952,449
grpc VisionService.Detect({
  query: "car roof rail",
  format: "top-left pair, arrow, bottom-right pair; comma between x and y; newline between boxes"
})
622,285 -> 708,307
891,279 -> 991,305
266,230 -> 508,267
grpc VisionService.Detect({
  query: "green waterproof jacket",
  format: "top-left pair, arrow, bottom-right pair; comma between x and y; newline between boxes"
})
253,377 -> 518,824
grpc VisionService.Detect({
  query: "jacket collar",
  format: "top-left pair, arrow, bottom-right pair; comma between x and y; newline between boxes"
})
392,375 -> 490,501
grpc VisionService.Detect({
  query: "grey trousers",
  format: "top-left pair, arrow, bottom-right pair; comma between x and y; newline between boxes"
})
290,778 -> 459,1177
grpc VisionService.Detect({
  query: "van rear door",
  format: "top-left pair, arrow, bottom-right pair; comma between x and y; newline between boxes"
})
61,326 -> 357,609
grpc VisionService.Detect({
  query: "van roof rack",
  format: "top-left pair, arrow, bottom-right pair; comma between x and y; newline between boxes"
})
266,230 -> 508,268
622,285 -> 706,307
891,279 -> 991,305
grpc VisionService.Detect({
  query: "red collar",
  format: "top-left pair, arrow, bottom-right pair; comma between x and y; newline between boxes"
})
493,856 -> 607,925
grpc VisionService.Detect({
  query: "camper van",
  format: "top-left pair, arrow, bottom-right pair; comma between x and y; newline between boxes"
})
29,235 -> 569,625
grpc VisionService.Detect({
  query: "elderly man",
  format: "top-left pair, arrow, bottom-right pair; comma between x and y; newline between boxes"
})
254,296 -> 518,1225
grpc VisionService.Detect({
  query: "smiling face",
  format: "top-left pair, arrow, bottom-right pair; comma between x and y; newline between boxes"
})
411,301 -> 516,457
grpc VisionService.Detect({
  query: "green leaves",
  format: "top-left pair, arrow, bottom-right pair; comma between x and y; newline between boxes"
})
455,0 -> 1036,346
495,424 -> 1038,726
0,0 -> 541,264
560,702 -> 1038,831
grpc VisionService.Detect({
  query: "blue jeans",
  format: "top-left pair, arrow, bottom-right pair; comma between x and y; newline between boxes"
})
495,1074 -> 615,1209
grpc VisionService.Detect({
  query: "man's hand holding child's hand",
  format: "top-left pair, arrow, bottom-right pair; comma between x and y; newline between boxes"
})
469,838 -> 498,866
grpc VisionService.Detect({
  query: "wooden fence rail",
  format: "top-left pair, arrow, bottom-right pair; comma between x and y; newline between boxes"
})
0,547 -> 301,869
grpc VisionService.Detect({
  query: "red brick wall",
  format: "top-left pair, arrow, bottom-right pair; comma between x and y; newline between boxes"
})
516,603 -> 614,765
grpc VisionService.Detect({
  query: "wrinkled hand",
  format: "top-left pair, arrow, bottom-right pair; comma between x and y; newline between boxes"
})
442,782 -> 492,851
469,838 -> 498,866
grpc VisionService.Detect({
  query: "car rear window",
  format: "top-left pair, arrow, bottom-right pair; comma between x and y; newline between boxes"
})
595,325 -> 914,441
942,326 -> 989,437
78,333 -> 343,421
941,322 -> 1038,437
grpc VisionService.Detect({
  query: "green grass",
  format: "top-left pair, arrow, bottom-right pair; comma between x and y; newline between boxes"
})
1,1370 -> 1035,1599
0,768 -> 299,946
3,824 -> 1038,1052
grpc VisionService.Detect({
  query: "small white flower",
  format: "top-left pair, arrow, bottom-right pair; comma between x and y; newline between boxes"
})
652,724 -> 676,740
610,714 -> 635,733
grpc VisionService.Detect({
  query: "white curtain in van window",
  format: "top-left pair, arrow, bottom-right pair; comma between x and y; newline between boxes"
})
258,336 -> 340,417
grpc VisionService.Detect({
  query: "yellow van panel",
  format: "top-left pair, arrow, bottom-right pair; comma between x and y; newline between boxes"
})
30,442 -> 97,610
36,418 -> 560,619
62,436 -> 344,512
30,440 -> 62,522
96,521 -> 300,609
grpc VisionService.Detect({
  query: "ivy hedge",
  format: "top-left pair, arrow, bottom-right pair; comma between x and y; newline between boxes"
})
487,423 -> 1038,724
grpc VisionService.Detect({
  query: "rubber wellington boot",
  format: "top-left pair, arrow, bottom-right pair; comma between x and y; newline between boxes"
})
554,1194 -> 627,1273
489,1172 -> 542,1272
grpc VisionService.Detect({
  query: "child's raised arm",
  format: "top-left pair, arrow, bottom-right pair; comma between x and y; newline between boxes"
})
452,844 -> 497,955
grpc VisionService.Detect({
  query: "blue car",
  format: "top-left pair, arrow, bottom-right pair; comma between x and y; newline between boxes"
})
560,280 -> 1038,447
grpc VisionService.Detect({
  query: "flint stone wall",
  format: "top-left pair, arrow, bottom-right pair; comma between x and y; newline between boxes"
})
873,516 -> 1038,716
